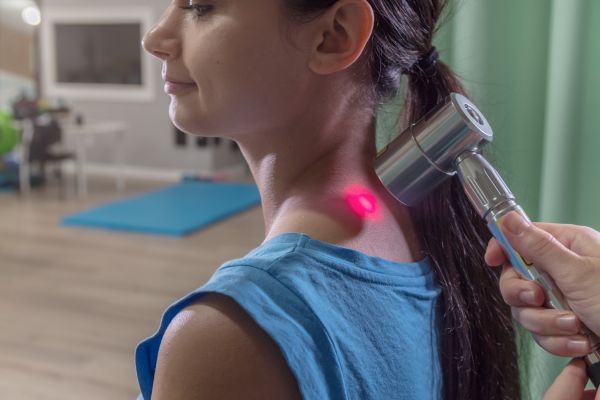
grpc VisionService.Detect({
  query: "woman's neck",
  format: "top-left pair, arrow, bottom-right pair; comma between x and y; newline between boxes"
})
240,139 -> 422,263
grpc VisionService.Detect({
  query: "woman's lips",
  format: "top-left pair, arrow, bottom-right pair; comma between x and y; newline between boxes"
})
164,81 -> 197,95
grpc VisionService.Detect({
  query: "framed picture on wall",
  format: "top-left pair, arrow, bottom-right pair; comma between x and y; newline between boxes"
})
40,6 -> 155,102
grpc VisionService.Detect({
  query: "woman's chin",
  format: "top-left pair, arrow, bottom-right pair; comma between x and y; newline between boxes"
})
169,106 -> 232,139
170,118 -> 221,138
169,107 -> 201,133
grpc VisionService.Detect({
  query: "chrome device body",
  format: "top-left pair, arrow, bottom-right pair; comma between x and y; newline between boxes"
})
374,93 -> 600,387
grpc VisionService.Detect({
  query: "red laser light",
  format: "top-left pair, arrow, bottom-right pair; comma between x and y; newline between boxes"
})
344,185 -> 380,220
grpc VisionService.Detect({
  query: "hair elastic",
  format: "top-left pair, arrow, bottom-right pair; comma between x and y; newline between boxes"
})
405,47 -> 439,77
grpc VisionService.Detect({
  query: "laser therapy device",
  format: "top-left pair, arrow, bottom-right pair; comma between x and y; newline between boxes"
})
374,93 -> 600,387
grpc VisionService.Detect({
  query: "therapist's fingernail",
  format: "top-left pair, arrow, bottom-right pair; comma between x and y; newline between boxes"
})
556,315 -> 578,331
504,212 -> 530,235
567,339 -> 590,353
519,290 -> 537,304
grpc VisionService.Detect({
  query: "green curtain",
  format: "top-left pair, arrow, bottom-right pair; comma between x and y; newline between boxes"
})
375,0 -> 600,398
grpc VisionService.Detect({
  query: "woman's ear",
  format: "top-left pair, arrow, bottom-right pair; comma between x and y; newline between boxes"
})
307,0 -> 374,75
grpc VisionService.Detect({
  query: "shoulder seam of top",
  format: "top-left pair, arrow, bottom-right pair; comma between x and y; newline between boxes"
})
265,232 -> 306,271
218,262 -> 350,399
237,234 -> 307,274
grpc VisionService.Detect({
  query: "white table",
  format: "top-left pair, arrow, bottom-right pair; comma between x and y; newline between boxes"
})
62,121 -> 128,198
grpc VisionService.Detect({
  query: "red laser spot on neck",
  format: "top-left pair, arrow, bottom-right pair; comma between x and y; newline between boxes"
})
344,185 -> 381,221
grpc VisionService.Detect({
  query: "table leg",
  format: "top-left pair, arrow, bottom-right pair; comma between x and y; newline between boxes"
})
18,122 -> 32,197
115,129 -> 126,193
19,154 -> 31,196
76,133 -> 87,198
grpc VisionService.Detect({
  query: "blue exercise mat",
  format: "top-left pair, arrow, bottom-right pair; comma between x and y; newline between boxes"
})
62,181 -> 261,237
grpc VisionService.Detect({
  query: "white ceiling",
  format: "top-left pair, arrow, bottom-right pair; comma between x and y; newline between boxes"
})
0,0 -> 38,35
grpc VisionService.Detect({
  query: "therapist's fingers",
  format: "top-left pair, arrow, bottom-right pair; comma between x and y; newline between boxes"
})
532,333 -> 592,358
484,237 -> 506,266
512,307 -> 582,336
498,265 -> 546,307
543,358 -> 599,400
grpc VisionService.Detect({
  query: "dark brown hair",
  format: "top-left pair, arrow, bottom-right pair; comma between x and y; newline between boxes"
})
282,1 -> 521,399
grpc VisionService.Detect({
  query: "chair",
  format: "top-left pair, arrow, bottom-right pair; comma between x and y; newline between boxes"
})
17,114 -> 78,198
11,94 -> 80,198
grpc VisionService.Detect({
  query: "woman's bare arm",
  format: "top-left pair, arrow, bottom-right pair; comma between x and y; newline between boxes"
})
152,293 -> 302,400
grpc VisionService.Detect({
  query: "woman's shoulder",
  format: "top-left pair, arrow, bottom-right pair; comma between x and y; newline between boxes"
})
136,257 -> 342,400
150,292 -> 302,400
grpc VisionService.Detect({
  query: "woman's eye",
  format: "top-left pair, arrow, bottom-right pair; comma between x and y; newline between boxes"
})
178,4 -> 213,18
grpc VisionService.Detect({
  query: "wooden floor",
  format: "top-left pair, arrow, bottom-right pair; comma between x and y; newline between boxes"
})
0,175 -> 265,399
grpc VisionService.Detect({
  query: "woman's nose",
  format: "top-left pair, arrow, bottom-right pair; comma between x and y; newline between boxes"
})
142,21 -> 179,61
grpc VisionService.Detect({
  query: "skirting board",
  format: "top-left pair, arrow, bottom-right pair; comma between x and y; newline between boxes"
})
59,161 -> 251,183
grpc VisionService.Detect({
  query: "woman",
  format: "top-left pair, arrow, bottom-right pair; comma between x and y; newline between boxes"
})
138,0 -> 520,398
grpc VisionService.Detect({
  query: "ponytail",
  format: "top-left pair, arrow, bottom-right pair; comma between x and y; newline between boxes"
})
405,57 -> 521,399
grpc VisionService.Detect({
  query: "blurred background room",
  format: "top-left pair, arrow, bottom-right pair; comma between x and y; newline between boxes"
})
0,0 -> 598,399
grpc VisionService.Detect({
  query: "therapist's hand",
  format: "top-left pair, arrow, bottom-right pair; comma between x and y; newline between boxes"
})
484,211 -> 600,357
543,358 -> 598,400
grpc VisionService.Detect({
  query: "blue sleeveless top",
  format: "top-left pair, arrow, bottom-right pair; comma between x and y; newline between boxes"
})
135,232 -> 443,399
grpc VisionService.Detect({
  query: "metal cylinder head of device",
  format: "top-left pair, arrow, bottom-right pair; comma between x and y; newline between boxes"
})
374,93 -> 494,206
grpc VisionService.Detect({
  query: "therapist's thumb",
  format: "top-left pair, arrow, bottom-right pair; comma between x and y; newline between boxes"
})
543,358 -> 597,400
501,211 -> 578,280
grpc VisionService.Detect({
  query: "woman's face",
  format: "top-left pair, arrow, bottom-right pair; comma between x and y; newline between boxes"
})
142,0 -> 312,140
